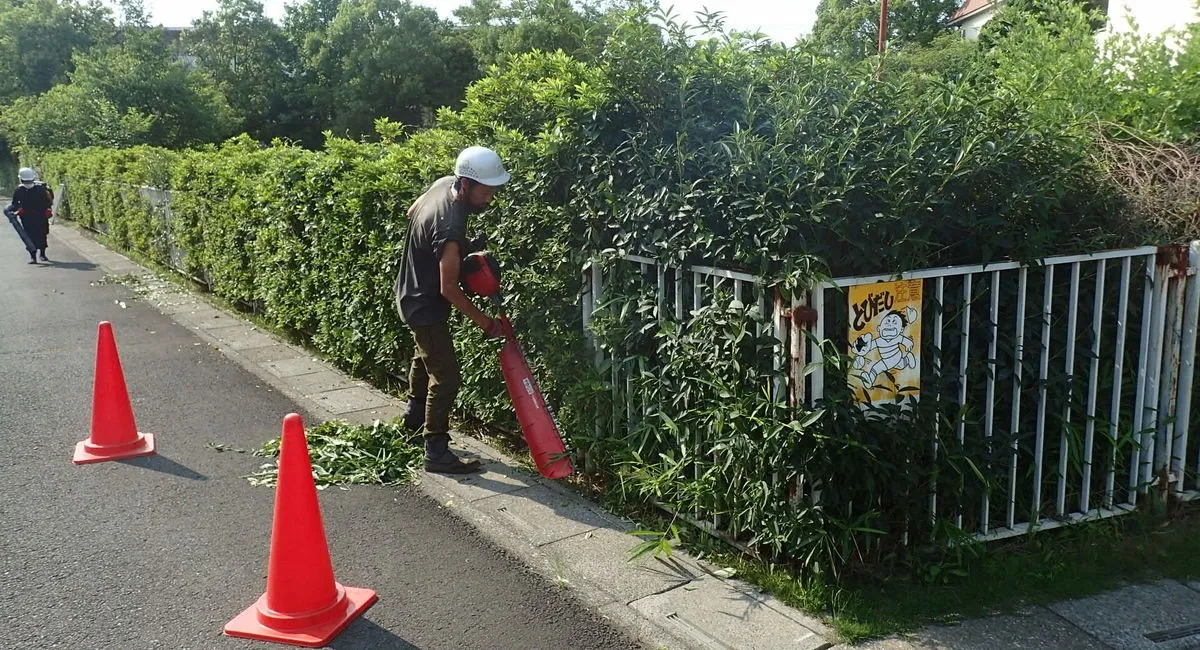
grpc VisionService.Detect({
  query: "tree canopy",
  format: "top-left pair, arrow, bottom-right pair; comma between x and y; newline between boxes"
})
810,0 -> 963,59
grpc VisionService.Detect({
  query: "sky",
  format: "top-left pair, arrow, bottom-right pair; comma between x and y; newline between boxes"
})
107,0 -> 820,44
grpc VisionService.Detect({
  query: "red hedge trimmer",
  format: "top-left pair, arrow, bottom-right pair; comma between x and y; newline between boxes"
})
462,252 -> 574,479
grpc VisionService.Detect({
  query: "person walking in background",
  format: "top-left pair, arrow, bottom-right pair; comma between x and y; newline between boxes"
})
4,167 -> 54,263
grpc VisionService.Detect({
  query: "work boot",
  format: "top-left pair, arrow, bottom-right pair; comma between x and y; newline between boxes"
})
402,396 -> 425,433
424,433 -> 482,474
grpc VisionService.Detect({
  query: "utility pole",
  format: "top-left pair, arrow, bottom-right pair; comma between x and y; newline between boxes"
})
878,0 -> 889,55
876,0 -> 889,80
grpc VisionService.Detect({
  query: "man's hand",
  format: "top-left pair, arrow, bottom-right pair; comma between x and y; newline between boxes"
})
484,318 -> 513,339
440,240 -> 492,329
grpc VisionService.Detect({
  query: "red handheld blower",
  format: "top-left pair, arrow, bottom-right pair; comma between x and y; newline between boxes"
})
462,252 -> 574,479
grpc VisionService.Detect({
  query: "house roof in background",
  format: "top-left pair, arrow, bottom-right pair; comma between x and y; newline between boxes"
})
950,0 -> 994,24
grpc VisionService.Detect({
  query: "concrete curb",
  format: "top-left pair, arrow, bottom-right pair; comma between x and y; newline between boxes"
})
51,222 -> 839,650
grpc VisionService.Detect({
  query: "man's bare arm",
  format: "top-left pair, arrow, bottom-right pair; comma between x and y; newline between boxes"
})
439,241 -> 491,329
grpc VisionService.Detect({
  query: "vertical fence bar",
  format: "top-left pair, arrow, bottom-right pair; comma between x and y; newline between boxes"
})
675,268 -> 684,322
613,280 -> 624,439
595,260 -> 619,441
755,282 -> 767,342
1081,260 -> 1106,513
1107,257 -> 1133,507
1007,267 -> 1029,530
1057,262 -> 1081,516
1032,265 -> 1055,525
628,263 -> 646,429
692,269 -> 703,518
657,264 -> 666,323
709,274 -> 724,530
790,295 -> 807,408
773,288 -> 786,403
591,260 -> 605,368
1130,256 -> 1157,502
1140,261 -> 1169,493
583,262 -> 600,441
982,270 -> 1001,535
955,275 -> 972,529
1155,273 -> 1185,482
1175,242 -> 1199,493
582,263 -> 595,349
811,288 -> 826,404
931,277 -> 945,526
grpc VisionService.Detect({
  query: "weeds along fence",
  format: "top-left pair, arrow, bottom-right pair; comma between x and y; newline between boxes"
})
583,242 -> 1200,545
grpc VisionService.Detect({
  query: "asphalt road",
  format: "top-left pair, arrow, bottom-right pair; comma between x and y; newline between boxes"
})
0,225 -> 639,650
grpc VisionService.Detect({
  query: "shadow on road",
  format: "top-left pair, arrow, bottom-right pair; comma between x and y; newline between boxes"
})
330,616 -> 421,650
122,453 -> 208,480
38,259 -> 98,271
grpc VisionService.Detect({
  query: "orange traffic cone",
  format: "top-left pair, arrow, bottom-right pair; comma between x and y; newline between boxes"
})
224,413 -> 377,647
73,321 -> 156,464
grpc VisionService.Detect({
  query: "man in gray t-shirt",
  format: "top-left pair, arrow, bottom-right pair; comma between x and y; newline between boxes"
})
395,146 -> 512,473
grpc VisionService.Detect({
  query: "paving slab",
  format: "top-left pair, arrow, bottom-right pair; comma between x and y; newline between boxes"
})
262,356 -> 328,378
422,464 -> 537,503
540,526 -> 702,606
830,638 -> 929,650
1049,580 -> 1200,650
840,606 -> 1108,650
104,261 -> 142,275
339,404 -> 407,424
279,369 -> 360,395
234,344 -> 306,365
153,297 -> 202,315
210,324 -> 278,350
310,386 -> 393,414
175,306 -> 227,329
473,484 -> 615,547
192,312 -> 240,330
630,575 -> 832,650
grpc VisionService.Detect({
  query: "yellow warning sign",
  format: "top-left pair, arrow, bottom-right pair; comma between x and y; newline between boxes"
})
848,279 -> 922,404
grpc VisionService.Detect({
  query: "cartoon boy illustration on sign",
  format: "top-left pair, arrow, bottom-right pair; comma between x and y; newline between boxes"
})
848,279 -> 922,404
853,306 -> 918,385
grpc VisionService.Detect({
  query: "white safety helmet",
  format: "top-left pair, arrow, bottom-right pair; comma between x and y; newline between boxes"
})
18,167 -> 36,184
454,146 -> 510,187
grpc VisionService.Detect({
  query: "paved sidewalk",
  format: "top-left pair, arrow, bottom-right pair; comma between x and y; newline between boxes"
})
49,222 -> 1200,650
837,578 -> 1200,650
49,222 -> 836,650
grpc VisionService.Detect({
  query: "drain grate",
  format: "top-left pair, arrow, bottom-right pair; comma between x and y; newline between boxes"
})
1145,623 -> 1200,643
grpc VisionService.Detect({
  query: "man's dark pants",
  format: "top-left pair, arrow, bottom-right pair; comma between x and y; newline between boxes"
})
408,321 -> 461,436
19,213 -> 49,250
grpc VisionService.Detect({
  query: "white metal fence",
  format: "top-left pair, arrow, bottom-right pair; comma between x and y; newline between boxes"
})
60,182 -> 201,285
583,242 -> 1200,541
